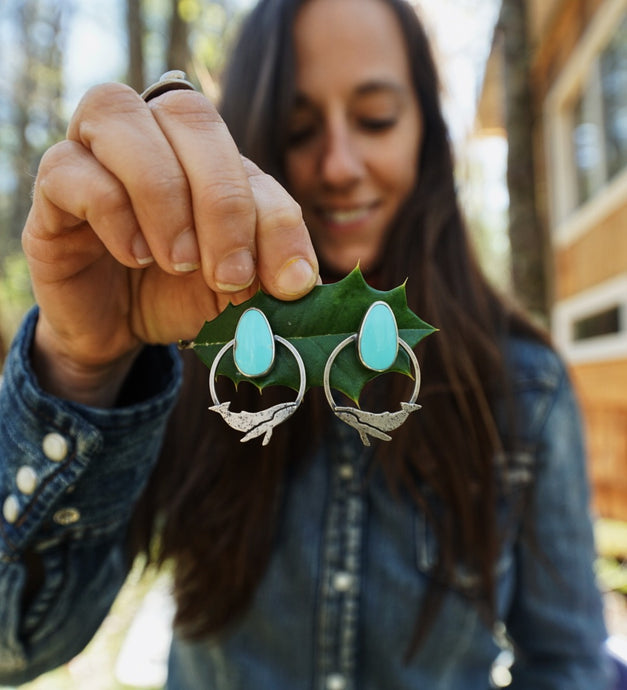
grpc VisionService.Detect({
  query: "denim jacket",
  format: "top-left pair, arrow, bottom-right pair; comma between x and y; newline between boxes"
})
0,308 -> 614,689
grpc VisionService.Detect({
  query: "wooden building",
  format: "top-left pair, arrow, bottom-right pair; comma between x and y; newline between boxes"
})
476,0 -> 627,519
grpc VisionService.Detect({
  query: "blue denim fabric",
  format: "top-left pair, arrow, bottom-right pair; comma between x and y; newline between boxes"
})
0,308 -> 615,688
0,308 -> 182,684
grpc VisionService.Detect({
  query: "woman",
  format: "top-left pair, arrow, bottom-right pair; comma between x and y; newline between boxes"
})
0,0 -> 612,687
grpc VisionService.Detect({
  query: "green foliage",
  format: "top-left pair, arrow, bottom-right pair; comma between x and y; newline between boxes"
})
178,0 -> 244,77
596,518 -> 627,560
594,518 -> 627,596
0,252 -> 34,346
190,267 -> 436,403
596,557 -> 627,595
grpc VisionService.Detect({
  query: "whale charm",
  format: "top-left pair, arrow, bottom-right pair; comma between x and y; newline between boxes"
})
323,303 -> 423,446
207,311 -> 307,445
332,402 -> 422,446
209,400 -> 300,446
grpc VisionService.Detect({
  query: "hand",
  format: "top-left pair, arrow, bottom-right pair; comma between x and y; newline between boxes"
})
23,83 -> 319,406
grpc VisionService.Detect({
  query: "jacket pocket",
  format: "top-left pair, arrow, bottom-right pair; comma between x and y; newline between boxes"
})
414,450 -> 534,592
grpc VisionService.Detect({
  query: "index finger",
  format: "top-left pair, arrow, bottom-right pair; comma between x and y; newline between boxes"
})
148,89 -> 259,293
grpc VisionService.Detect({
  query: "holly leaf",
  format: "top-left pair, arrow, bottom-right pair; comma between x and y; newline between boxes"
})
187,266 -> 436,403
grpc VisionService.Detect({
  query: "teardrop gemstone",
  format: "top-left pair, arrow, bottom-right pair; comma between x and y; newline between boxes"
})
358,301 -> 399,372
234,308 -> 275,377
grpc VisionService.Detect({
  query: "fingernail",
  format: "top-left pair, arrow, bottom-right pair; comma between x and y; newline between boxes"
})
215,248 -> 256,292
132,233 -> 154,266
172,229 -> 201,273
275,258 -> 317,297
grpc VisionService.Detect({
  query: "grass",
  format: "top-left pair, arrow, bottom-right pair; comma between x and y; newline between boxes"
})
596,518 -> 627,598
595,518 -> 627,560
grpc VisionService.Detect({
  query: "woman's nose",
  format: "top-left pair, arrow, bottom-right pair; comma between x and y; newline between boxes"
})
320,127 -> 364,187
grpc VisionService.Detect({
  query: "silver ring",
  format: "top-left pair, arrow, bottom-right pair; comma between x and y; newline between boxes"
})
141,70 -> 196,102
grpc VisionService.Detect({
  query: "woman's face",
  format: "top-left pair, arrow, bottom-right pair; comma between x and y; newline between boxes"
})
285,0 -> 423,275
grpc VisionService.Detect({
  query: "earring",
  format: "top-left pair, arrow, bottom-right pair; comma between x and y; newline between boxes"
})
323,301 -> 422,446
209,308 -> 306,445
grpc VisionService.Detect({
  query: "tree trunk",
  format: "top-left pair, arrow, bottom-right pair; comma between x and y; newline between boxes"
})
126,0 -> 145,92
8,0 -> 67,253
167,0 -> 192,74
498,0 -> 552,324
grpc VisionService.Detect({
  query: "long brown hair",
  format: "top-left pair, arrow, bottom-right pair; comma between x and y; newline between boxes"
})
131,0 -> 547,656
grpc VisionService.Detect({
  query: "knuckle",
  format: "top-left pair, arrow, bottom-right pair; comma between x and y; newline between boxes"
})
260,196 -> 304,234
79,82 -> 141,116
39,139 -> 84,173
71,83 -> 145,141
35,142 -> 79,200
138,165 -> 187,203
90,177 -> 130,221
20,222 -> 41,263
247,168 -> 304,232
21,222 -> 36,252
151,90 -> 222,129
199,179 -> 256,222
37,141 -> 73,177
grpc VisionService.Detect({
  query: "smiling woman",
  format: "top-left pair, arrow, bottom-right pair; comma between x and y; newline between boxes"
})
283,0 -> 423,275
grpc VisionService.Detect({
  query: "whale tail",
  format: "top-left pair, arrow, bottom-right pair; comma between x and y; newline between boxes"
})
241,425 -> 275,446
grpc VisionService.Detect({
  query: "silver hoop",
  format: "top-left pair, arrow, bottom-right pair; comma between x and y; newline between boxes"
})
208,325 -> 306,447
323,319 -> 422,447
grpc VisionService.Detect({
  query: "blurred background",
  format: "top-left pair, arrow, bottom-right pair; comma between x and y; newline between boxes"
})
0,0 -> 625,687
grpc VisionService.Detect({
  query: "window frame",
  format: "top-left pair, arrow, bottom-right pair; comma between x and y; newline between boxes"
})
553,274 -> 627,363
544,0 -> 627,248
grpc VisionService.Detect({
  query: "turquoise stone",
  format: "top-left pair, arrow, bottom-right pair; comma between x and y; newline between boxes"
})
358,301 -> 398,371
234,308 -> 275,377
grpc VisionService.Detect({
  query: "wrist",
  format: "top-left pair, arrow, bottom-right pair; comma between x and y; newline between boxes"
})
31,320 -> 140,408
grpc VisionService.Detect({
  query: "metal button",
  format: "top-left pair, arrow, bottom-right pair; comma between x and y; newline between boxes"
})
42,433 -> 68,462
16,466 -> 38,495
332,571 -> 354,592
2,495 -> 20,524
338,464 -> 354,480
52,507 -> 80,525
326,673 -> 347,690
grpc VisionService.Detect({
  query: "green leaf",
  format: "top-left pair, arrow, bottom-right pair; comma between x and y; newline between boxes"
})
188,267 -> 436,403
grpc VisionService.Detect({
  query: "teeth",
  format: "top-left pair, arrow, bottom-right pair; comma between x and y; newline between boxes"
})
324,207 -> 370,224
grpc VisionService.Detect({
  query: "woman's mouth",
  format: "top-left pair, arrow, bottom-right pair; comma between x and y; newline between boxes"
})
318,204 -> 377,228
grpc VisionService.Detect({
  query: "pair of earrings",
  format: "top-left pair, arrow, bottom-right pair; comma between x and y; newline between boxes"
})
208,301 -> 421,446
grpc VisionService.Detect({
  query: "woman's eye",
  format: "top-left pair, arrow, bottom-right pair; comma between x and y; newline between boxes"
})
286,125 -> 317,147
359,117 -> 397,132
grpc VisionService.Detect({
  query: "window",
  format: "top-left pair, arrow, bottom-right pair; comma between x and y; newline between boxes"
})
553,275 -> 627,362
545,0 -> 627,244
573,305 -> 620,341
572,14 -> 627,208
